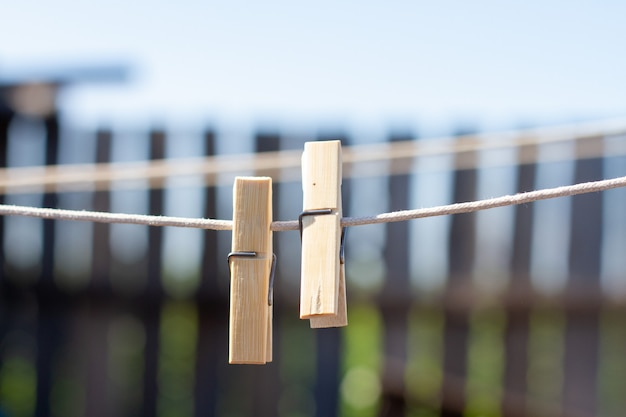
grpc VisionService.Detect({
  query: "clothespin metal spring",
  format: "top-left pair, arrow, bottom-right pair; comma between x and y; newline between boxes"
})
227,251 -> 277,306
298,209 -> 347,264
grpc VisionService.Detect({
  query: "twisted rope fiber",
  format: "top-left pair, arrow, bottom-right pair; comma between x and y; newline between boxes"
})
339,175 -> 626,228
0,205 -> 234,231
0,175 -> 624,231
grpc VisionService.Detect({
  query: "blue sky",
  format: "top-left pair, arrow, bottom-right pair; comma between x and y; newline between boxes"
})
2,1 -> 626,133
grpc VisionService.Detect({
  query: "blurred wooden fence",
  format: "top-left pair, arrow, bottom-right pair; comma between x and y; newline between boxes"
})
0,110 -> 625,417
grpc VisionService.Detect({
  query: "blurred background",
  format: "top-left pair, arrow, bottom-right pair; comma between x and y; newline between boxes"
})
1,1 -> 626,417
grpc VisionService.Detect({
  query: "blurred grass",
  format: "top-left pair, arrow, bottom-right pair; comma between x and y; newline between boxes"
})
1,300 -> 623,417
465,309 -> 505,417
340,304 -> 382,417
406,308 -> 443,417
108,313 -> 145,415
527,309 -> 564,415
50,349 -> 84,417
158,301 -> 197,417
0,354 -> 36,417
599,308 -> 626,417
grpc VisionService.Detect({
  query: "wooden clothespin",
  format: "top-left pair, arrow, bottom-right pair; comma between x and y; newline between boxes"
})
229,176 -> 274,364
300,140 -> 348,328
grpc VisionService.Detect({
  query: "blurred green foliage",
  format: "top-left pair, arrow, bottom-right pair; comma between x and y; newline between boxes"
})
406,308 -> 443,417
158,302 -> 197,417
0,355 -> 35,417
340,305 -> 382,417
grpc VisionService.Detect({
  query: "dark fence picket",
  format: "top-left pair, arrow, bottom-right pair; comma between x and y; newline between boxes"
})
0,110 -> 9,285
314,327 -> 341,416
90,129 -> 113,292
40,114 -> 59,285
35,112 -> 63,417
379,132 -> 413,417
84,128 -> 113,417
0,108 -> 10,413
194,129 -> 227,417
501,144 -> 537,417
562,136 -> 604,416
441,130 -> 478,417
141,129 -> 166,417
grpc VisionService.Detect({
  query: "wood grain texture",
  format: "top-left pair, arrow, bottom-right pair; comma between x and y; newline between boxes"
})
309,263 -> 347,328
302,141 -> 342,209
300,141 -> 346,324
229,176 -> 273,364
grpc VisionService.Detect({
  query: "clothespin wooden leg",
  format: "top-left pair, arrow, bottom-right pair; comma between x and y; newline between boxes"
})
300,140 -> 348,328
310,230 -> 347,328
229,176 -> 273,364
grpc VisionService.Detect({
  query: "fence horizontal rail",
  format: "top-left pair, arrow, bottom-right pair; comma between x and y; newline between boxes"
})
0,118 -> 625,194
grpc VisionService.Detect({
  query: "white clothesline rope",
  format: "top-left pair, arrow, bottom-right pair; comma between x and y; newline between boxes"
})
0,175 -> 624,232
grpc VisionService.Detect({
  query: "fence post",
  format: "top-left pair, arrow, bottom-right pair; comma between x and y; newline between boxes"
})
562,136 -> 603,416
0,107 -> 11,402
0,109 -> 10,285
90,129 -> 113,292
35,112 -> 63,417
194,129 -> 227,417
141,129 -> 166,417
441,128 -> 477,417
379,131 -> 413,417
40,114 -> 59,284
501,143 -> 536,416
84,128 -> 114,417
